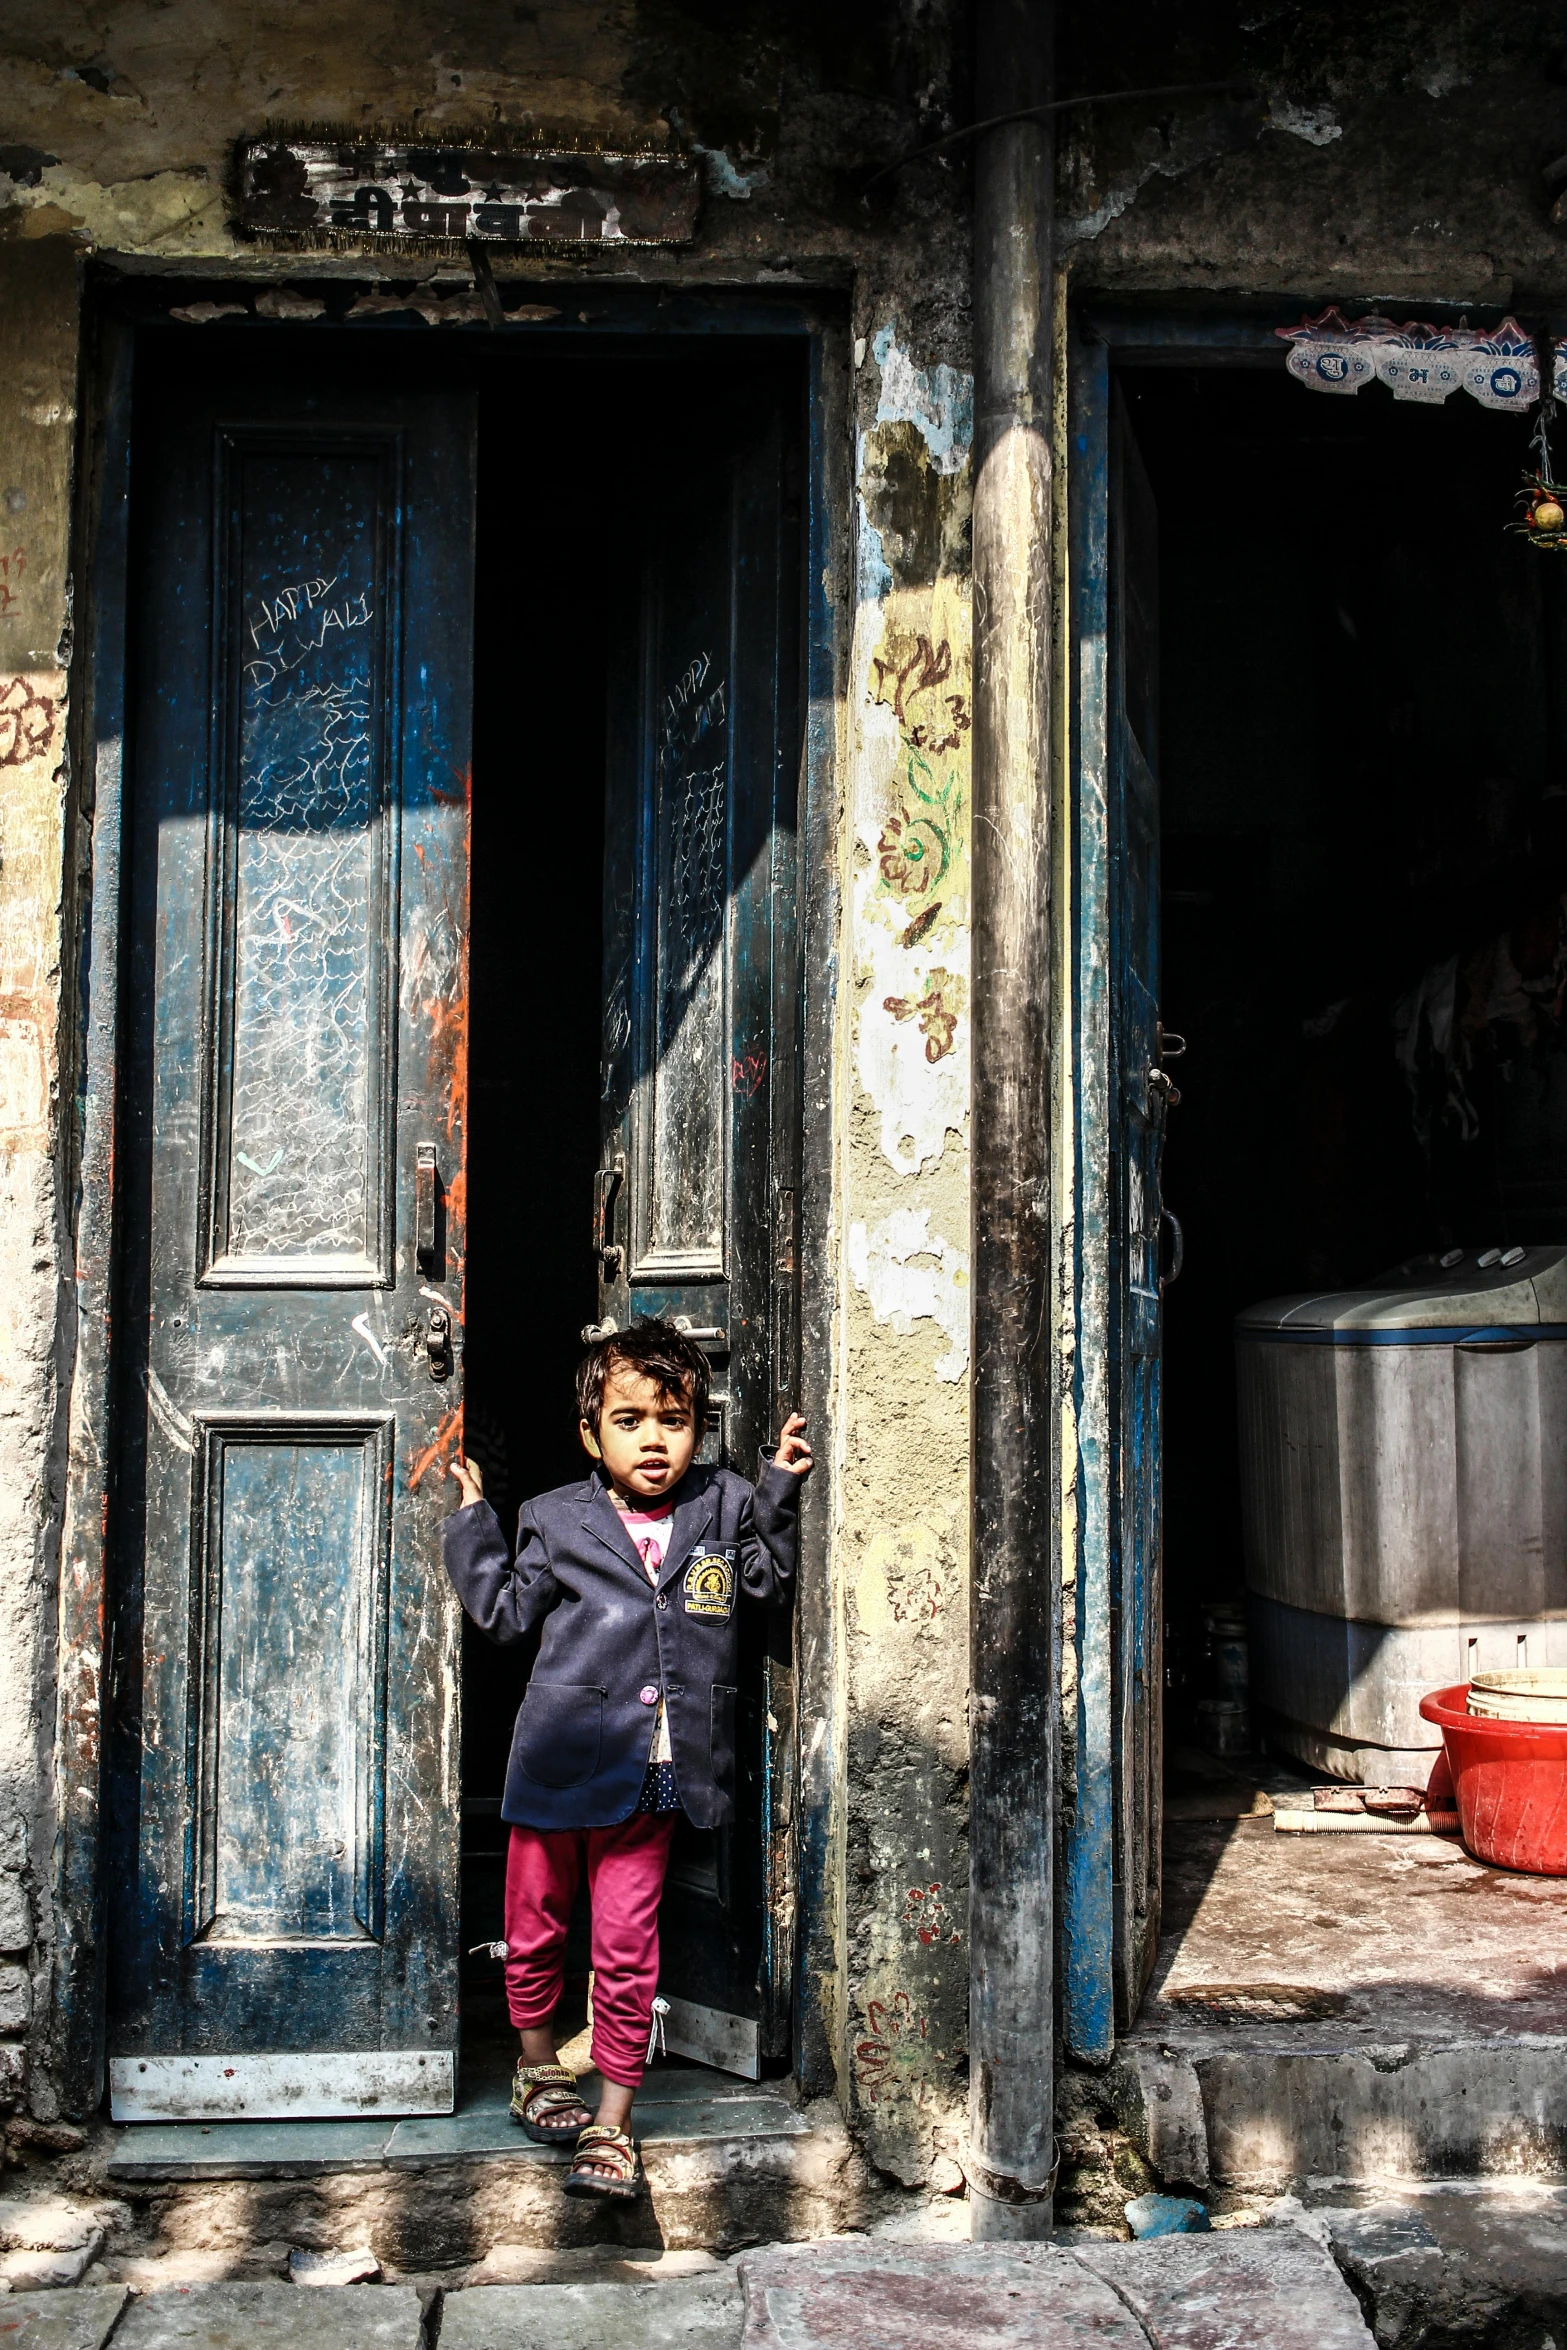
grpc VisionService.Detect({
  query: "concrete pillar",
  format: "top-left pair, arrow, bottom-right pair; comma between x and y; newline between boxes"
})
967,0 -> 1058,2239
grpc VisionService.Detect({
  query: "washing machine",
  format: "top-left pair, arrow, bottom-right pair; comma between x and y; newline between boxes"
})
1236,1243 -> 1567,1783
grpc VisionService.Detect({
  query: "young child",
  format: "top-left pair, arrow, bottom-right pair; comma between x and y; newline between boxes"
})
444,1318 -> 811,2199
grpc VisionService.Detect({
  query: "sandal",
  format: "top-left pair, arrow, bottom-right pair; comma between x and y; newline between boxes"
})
510,2062 -> 593,2145
562,2122 -> 641,2200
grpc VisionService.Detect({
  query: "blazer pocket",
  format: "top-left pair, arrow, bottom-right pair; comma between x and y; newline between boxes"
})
516,1683 -> 604,1789
710,1683 -> 738,1788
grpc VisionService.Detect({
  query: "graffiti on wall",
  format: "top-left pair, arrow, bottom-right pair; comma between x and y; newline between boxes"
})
0,674 -> 65,1147
853,1991 -> 933,2107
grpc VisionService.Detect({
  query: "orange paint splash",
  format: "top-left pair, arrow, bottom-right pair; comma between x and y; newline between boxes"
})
408,1407 -> 464,1493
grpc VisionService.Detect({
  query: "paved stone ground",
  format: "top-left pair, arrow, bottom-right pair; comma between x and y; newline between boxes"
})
24,2204 -> 1567,2349
0,2229 -> 1380,2348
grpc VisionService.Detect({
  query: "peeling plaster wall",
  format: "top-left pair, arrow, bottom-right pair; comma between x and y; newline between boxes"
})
836,324 -> 973,2187
0,240 -> 80,2118
1054,2 -> 1567,305
0,0 -> 983,2170
11,0 -> 1562,2177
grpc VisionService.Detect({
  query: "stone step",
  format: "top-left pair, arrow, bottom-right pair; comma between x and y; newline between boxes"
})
439,2274 -> 742,2350
90,2108 -> 871,2273
0,2287 -> 128,2350
1289,2179 -> 1567,2349
1125,1817 -> 1567,2189
105,2071 -> 807,2183
109,2283 -> 425,2348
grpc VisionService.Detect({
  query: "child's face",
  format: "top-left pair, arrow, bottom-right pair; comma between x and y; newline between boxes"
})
582,1365 -> 698,1500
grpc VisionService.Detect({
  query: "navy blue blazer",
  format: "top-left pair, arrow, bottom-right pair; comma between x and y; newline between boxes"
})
442,1460 -> 800,1831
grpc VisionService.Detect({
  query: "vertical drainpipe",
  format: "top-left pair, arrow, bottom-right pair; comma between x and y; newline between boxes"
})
968,0 -> 1057,2242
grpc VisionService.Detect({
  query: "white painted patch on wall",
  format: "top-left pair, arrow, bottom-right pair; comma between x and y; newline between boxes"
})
849,1208 -> 970,1382
872,327 -> 973,475
1267,97 -> 1343,145
855,907 -> 969,1172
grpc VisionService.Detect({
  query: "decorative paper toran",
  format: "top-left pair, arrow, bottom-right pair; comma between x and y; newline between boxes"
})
1278,308 -> 1567,410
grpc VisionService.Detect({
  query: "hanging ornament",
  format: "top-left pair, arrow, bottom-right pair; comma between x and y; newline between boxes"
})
1510,388 -> 1567,551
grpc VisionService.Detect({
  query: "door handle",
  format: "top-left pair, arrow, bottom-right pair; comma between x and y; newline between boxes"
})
425,1305 -> 454,1382
416,1143 -> 441,1276
1160,1209 -> 1185,1292
594,1155 -> 625,1278
673,1317 -> 728,1346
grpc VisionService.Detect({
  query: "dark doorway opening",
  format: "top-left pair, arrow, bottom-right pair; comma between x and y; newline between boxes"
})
460,342 -> 806,2087
1126,363 -> 1567,1808
95,302 -> 809,2130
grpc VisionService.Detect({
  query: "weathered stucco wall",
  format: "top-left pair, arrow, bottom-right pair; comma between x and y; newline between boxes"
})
0,0 -> 981,2173
837,317 -> 974,2187
4,0 -> 1567,2176
0,239 -> 80,2121
1055,0 -> 1567,303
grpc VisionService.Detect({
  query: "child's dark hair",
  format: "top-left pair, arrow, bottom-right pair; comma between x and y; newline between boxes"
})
576,1319 -> 711,1432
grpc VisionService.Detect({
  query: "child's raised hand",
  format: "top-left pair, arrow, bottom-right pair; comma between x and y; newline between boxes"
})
447,1452 -> 485,1508
774,1414 -> 813,1478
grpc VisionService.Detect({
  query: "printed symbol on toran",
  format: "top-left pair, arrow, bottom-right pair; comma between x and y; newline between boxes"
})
0,678 -> 54,768
903,1882 -> 961,1948
731,1052 -> 768,1100
853,1991 -> 931,2107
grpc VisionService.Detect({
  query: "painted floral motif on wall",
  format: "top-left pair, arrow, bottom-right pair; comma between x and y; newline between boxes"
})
853,1990 -> 932,2107
870,628 -> 968,911
882,968 -> 961,1064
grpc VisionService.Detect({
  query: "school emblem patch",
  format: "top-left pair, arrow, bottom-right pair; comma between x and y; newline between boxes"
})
682,1550 -> 736,1620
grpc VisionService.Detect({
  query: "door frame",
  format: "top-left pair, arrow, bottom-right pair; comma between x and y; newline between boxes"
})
53,275 -> 850,2114
1059,303 -> 1308,2063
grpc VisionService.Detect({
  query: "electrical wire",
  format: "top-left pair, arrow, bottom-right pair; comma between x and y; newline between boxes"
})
862,78 -> 1260,196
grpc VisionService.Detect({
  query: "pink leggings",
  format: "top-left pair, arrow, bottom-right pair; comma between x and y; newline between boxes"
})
502,1812 -> 678,2089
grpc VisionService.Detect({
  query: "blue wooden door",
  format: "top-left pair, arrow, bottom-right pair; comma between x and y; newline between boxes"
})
108,339 -> 474,2119
596,359 -> 801,2077
1066,354 -> 1168,2052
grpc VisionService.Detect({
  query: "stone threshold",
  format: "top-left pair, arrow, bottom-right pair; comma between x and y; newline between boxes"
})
107,2067 -> 807,2183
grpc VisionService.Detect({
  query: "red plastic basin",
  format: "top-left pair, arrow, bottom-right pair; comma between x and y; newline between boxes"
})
1420,1684 -> 1567,1875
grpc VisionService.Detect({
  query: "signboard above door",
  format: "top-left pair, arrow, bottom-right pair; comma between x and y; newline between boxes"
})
238,139 -> 700,247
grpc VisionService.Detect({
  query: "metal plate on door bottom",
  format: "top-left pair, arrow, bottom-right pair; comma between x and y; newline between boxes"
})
658,1995 -> 760,2080
109,2050 -> 455,2122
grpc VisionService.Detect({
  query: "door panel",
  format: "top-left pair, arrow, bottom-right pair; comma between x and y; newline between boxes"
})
1109,399 -> 1164,2025
109,344 -> 474,2118
598,365 -> 801,2072
1064,349 -> 1167,2055
207,440 -> 397,1281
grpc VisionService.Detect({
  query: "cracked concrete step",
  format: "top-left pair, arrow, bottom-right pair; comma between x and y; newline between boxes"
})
1292,2181 -> 1567,2349
439,2274 -> 742,2350
0,2288 -> 128,2350
736,2233 -> 1375,2349
109,2282 -> 425,2347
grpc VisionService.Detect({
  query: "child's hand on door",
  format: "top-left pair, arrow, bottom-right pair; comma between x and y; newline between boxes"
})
447,1452 -> 485,1508
773,1414 -> 813,1478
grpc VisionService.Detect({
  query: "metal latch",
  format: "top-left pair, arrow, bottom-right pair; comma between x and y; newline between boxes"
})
425,1305 -> 453,1382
